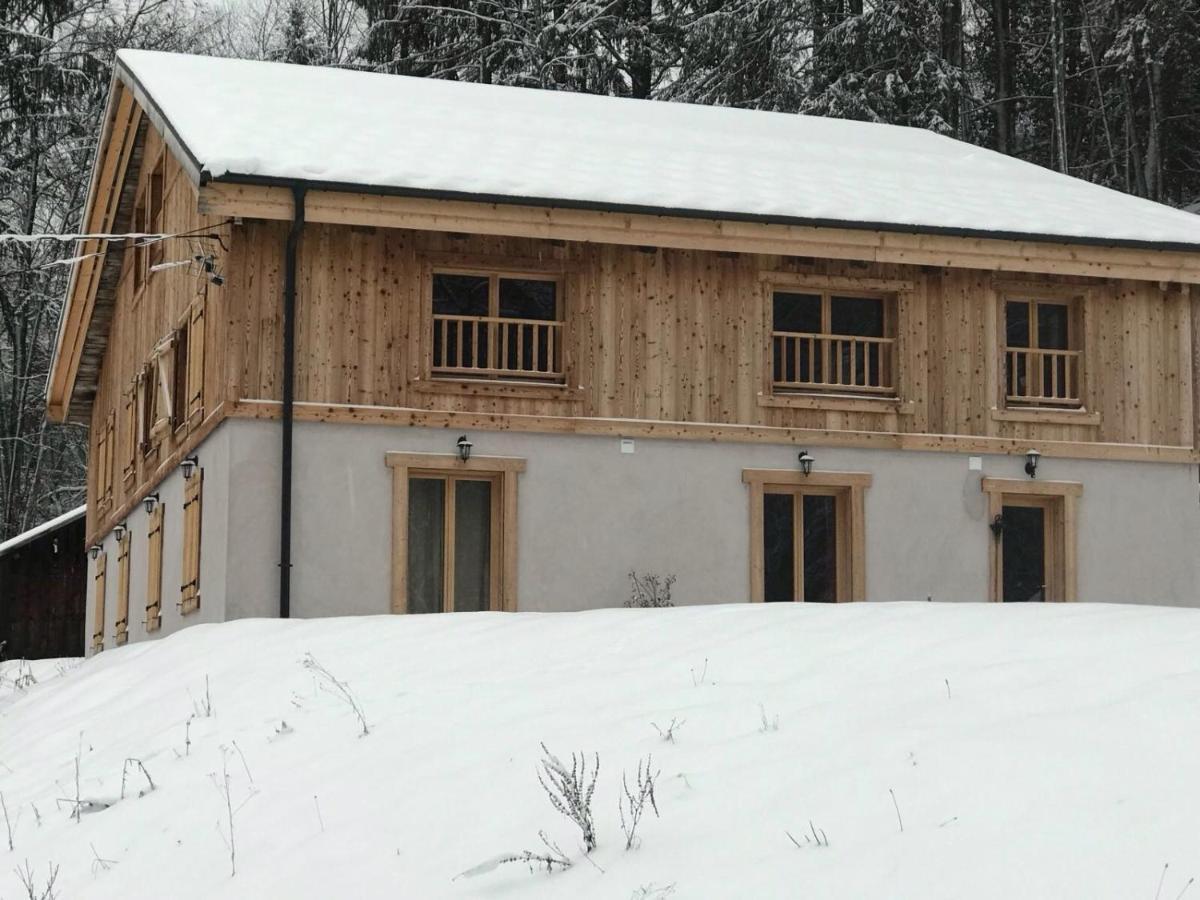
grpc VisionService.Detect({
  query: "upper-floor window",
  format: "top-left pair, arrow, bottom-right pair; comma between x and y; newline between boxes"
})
771,290 -> 896,396
1004,297 -> 1080,408
431,270 -> 564,383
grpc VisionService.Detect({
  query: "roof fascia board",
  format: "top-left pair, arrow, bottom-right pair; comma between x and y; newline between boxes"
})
199,178 -> 1200,284
209,171 -> 1200,257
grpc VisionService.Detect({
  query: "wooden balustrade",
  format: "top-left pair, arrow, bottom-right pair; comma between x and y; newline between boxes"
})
1004,347 -> 1081,406
433,314 -> 564,380
772,331 -> 896,394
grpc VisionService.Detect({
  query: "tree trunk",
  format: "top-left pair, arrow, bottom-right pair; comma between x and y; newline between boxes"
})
992,0 -> 1015,155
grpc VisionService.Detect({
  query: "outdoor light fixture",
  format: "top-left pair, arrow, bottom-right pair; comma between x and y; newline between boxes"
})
113,522 -> 127,542
456,435 -> 473,462
1024,448 -> 1041,479
990,514 -> 1005,539
798,450 -> 814,476
89,544 -> 101,560
181,454 -> 199,479
143,492 -> 160,514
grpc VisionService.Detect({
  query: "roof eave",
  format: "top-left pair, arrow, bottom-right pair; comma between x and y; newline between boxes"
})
209,170 -> 1200,257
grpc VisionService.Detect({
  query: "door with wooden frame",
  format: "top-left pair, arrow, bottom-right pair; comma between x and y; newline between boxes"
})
407,471 -> 501,613
744,470 -> 870,604
983,479 -> 1080,603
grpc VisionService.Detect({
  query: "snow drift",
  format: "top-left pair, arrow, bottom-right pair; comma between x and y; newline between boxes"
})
1,602 -> 1198,898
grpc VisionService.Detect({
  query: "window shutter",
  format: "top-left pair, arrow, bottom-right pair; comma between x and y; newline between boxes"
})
187,296 -> 206,423
92,552 -> 107,653
115,531 -> 131,646
95,417 -> 110,513
103,411 -> 115,509
180,469 -> 203,615
152,339 -> 174,441
145,502 -> 164,632
122,381 -> 137,482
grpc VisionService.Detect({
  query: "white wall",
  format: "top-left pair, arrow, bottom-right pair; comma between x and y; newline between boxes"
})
218,419 -> 1200,617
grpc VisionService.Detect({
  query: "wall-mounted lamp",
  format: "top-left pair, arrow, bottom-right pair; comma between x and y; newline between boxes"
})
990,514 -> 1005,540
113,522 -> 128,542
89,544 -> 102,560
143,492 -> 160,514
456,435 -> 473,462
798,450 -> 814,476
1024,448 -> 1041,479
181,454 -> 199,479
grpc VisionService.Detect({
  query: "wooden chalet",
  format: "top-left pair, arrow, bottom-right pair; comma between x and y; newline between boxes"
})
47,51 -> 1200,652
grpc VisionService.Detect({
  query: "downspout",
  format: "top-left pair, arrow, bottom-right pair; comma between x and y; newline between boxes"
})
280,185 -> 305,618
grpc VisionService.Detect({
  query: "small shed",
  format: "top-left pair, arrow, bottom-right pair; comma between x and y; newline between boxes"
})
0,507 -> 87,659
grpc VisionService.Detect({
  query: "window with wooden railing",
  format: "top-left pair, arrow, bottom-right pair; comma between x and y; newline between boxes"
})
771,291 -> 896,396
1003,298 -> 1081,408
430,271 -> 564,383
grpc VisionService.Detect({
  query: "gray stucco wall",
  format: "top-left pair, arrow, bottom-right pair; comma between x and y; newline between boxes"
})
226,418 -> 1200,616
83,416 -> 1200,651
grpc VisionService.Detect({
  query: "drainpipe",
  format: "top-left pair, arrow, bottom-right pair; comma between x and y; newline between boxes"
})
280,185 -> 306,618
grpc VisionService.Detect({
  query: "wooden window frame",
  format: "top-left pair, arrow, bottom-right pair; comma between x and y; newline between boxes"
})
993,282 -> 1090,414
180,468 -> 203,615
759,274 -> 914,411
742,469 -> 871,603
147,155 -> 165,269
386,452 -> 524,614
91,551 -> 107,654
418,256 -> 576,395
145,501 -> 164,632
115,530 -> 131,646
981,477 -> 1081,603
185,294 -> 207,426
172,314 -> 190,437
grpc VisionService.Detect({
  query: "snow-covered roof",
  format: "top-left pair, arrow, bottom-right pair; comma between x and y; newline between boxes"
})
0,506 -> 86,559
116,49 -> 1200,250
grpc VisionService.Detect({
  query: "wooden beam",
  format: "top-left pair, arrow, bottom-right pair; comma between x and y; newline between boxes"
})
198,182 -> 1200,283
230,399 -> 1200,464
48,85 -> 142,422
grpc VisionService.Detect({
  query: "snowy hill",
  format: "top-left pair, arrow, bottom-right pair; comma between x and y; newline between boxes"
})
1,603 -> 1198,899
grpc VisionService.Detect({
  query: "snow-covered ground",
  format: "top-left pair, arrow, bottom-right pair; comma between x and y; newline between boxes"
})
1,603 -> 1198,899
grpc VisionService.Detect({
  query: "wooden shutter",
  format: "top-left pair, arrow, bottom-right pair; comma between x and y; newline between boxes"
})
122,381 -> 137,482
187,296 -> 206,423
95,416 -> 111,513
180,469 -> 203,615
145,502 -> 164,632
115,531 -> 131,645
91,552 -> 107,653
103,411 -> 115,509
152,340 -> 174,441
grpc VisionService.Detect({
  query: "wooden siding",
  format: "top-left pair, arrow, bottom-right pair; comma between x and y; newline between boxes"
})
222,223 -> 1195,448
84,124 -> 228,542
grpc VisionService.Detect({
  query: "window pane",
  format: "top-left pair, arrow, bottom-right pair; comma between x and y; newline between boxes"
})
1001,505 -> 1046,602
432,274 -> 489,370
432,274 -> 489,316
407,478 -> 445,613
773,292 -> 822,334
1005,300 -> 1030,348
498,279 -> 558,374
1036,302 -> 1070,351
763,492 -> 795,602
453,480 -> 492,612
802,494 -> 838,603
830,296 -> 884,337
499,279 -> 557,320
